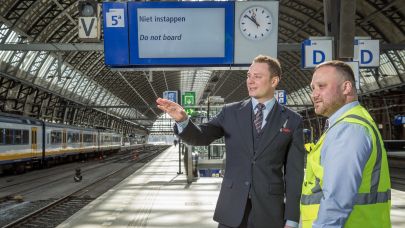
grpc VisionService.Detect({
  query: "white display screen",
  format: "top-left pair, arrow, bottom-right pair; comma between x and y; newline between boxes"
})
137,8 -> 225,58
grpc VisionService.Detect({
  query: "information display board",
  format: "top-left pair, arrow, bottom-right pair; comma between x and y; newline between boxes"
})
104,2 -> 234,67
103,1 -> 279,68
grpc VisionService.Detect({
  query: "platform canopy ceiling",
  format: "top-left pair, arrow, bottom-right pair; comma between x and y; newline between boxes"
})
0,0 -> 404,131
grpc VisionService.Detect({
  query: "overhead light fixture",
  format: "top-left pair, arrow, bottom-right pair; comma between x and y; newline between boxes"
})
78,0 -> 97,17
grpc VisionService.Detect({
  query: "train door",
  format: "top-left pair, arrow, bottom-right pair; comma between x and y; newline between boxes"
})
62,129 -> 67,149
80,130 -> 83,148
31,127 -> 37,153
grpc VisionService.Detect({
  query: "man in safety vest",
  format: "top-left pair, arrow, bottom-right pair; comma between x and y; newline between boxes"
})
301,60 -> 391,227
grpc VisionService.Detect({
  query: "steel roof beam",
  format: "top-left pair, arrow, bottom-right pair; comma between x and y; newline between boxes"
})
0,43 -> 103,51
0,42 -> 402,52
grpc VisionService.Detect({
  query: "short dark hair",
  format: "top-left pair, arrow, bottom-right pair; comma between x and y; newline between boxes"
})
253,55 -> 282,79
314,60 -> 356,85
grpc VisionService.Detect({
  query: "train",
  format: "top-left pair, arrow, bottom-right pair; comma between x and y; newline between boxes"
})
0,112 -> 144,174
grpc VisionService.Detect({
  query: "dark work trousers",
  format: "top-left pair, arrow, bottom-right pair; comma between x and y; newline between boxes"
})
218,198 -> 253,228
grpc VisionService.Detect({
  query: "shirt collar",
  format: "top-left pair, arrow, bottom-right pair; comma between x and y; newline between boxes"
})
328,101 -> 360,126
251,97 -> 276,112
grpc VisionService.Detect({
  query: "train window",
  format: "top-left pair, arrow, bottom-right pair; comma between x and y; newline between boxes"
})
83,134 -> 93,143
0,129 -> 29,145
74,133 -> 80,143
104,135 -> 111,142
0,129 -> 4,144
14,130 -> 22,144
22,130 -> 29,144
67,132 -> 72,143
5,129 -> 13,144
51,131 -> 62,144
68,132 -> 80,143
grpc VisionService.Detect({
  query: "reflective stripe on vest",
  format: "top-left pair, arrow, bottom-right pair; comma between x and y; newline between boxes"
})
302,189 -> 391,205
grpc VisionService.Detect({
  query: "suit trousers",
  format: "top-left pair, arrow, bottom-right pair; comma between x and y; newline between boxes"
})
218,198 -> 253,228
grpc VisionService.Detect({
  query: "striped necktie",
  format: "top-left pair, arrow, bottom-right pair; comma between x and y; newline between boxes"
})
323,119 -> 330,133
254,103 -> 265,133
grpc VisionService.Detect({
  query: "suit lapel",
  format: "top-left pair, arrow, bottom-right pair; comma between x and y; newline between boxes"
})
255,102 -> 288,158
237,99 -> 254,155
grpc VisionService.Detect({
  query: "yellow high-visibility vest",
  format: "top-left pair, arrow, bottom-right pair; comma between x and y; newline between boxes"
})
304,143 -> 315,153
300,104 -> 391,228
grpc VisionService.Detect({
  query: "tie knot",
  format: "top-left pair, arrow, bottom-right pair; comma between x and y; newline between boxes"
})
256,103 -> 265,111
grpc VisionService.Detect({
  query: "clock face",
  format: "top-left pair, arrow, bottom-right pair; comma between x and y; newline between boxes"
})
239,6 -> 273,41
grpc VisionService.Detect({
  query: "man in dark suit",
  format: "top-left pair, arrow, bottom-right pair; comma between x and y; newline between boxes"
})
156,55 -> 305,228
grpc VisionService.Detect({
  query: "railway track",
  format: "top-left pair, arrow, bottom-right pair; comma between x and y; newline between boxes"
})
2,146 -> 168,228
0,148 -> 143,201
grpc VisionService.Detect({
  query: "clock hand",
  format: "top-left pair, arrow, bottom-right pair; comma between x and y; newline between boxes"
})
251,12 -> 260,28
244,15 -> 260,27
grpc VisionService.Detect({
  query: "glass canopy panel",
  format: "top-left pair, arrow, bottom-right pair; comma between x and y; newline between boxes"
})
180,70 -> 212,103
89,86 -> 101,103
37,56 -> 53,81
20,51 -> 36,72
96,90 -> 107,104
9,51 -> 24,67
150,113 -> 176,133
378,53 -> 401,87
397,50 -> 405,81
287,85 -> 312,107
359,68 -> 379,92
0,24 -> 9,42
65,72 -> 82,97
75,78 -> 88,96
28,51 -> 47,77
83,83 -> 96,103
0,50 -> 13,63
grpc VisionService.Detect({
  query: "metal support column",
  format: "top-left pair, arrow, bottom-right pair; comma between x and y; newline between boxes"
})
177,139 -> 183,174
338,0 -> 356,59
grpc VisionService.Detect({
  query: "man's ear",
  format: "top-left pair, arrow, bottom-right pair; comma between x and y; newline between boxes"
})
342,81 -> 353,95
272,76 -> 280,87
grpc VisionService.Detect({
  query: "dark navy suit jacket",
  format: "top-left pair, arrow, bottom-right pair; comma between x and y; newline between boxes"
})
175,99 -> 305,228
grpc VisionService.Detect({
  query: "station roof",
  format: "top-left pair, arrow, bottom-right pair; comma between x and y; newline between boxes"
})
0,0 -> 403,132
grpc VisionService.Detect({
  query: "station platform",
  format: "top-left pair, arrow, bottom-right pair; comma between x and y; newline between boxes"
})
58,146 -> 405,228
58,146 -> 221,228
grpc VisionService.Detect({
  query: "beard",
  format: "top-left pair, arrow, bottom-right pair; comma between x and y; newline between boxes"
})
314,96 -> 346,117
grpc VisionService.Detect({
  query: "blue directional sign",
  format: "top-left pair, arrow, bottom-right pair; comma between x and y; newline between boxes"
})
103,2 -> 129,66
301,39 -> 333,68
354,39 -> 380,67
163,91 -> 178,103
274,90 -> 287,105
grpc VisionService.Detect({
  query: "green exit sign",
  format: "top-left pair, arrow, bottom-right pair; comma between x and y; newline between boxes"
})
182,91 -> 196,106
184,108 -> 196,116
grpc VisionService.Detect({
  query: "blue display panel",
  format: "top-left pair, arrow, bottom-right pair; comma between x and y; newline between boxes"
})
103,2 -> 129,66
103,2 -> 234,67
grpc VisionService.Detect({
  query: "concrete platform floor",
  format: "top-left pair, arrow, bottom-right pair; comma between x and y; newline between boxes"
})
58,146 -> 405,228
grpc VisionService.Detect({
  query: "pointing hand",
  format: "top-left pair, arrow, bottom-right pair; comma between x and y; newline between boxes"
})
156,98 -> 188,122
